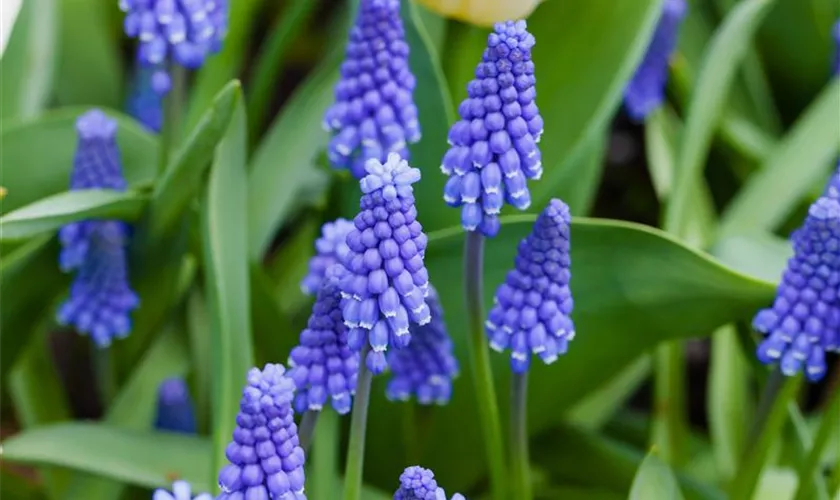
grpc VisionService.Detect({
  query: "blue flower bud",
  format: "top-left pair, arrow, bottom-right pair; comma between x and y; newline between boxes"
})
387,286 -> 459,405
753,195 -> 840,382
324,0 -> 421,178
126,62 -> 168,133
152,480 -> 212,500
301,219 -> 355,296
58,110 -> 139,348
120,0 -> 228,73
289,274 -> 360,415
486,199 -> 574,373
155,377 -> 197,434
337,153 -> 431,374
394,466 -> 465,500
217,364 -> 307,499
441,20 -> 542,237
624,0 -> 687,121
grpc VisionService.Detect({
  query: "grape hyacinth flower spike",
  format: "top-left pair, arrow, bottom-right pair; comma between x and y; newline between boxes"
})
289,272 -> 360,415
153,480 -> 212,500
753,195 -> 840,382
324,0 -> 421,178
57,110 -> 139,348
394,466 -> 466,500
338,153 -> 431,374
486,199 -> 575,373
442,20 -> 543,237
126,61 -> 172,132
387,285 -> 459,405
623,0 -> 687,120
217,364 -> 307,499
822,161 -> 840,200
120,0 -> 229,72
155,377 -> 197,433
300,218 -> 355,296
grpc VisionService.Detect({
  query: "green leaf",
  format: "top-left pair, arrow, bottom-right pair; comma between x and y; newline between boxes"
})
200,94 -> 255,475
629,450 -> 686,500
718,79 -> 840,239
0,107 -> 158,214
247,55 -> 337,259
0,0 -> 57,120
63,327 -> 191,499
147,81 -> 241,239
537,129 -> 608,216
567,355 -> 651,430
0,189 -> 148,241
54,0 -> 123,108
0,424 -> 215,492
187,289 -> 212,435
364,216 -> 774,491
0,236 -> 68,378
527,0 -> 663,208
665,0 -> 776,235
712,232 -> 790,284
395,0 -> 455,232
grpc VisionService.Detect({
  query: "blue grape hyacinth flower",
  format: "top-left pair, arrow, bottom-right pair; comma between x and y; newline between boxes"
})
120,0 -> 228,71
753,196 -> 840,382
394,466 -> 465,500
623,0 -> 687,121
441,20 -> 543,238
155,377 -> 197,434
217,364 -> 307,499
153,480 -> 212,500
300,218 -> 355,296
289,273 -> 360,415
822,161 -> 840,200
486,199 -> 574,373
126,61 -> 172,133
337,153 -> 432,374
386,286 -> 459,405
57,110 -> 139,348
324,0 -> 421,178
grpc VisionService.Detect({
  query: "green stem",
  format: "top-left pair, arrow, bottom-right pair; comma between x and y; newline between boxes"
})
730,370 -> 801,500
402,403 -> 420,464
510,372 -> 532,500
343,345 -> 372,500
299,410 -> 320,453
463,231 -> 507,500
92,344 -> 116,408
311,408 -> 340,500
652,342 -> 687,465
795,372 -> 840,500
158,64 -> 187,173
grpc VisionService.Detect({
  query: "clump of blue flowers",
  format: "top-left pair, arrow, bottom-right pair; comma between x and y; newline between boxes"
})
120,0 -> 228,70
623,0 -> 687,120
153,480 -> 211,500
57,110 -> 139,348
338,153 -> 431,374
289,273 -> 360,415
300,218 -> 355,296
442,20 -> 543,237
217,364 -> 307,499
386,285 -> 459,405
394,466 -> 465,500
486,199 -> 575,373
155,377 -> 197,433
753,195 -> 840,382
324,0 -> 421,179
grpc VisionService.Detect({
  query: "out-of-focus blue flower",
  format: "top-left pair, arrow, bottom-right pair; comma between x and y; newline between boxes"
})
386,286 -> 458,405
337,153 -> 431,374
394,466 -> 465,500
623,0 -> 687,121
126,62 -> 171,133
155,377 -> 197,433
486,199 -> 574,373
833,19 -> 840,75
324,0 -> 420,179
441,20 -> 542,238
58,110 -> 139,348
120,0 -> 228,70
217,364 -> 307,499
153,480 -> 212,500
300,218 -> 355,296
753,197 -> 840,382
289,273 -> 360,415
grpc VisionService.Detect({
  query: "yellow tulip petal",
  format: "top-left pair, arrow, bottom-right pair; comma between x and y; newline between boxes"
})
415,0 -> 543,26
